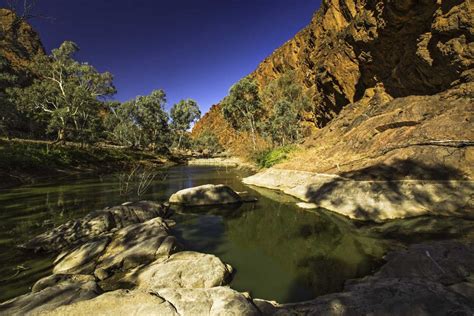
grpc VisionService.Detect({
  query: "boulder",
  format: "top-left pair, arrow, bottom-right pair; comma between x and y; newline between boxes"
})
169,184 -> 242,206
22,201 -> 170,252
53,237 -> 110,275
0,274 -> 101,315
50,217 -> 179,283
94,218 -> 178,280
373,241 -> 474,285
43,290 -> 178,316
156,287 -> 260,316
136,251 -> 233,291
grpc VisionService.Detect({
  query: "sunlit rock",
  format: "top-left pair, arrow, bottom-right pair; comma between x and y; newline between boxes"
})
169,184 -> 242,206
136,251 -> 233,291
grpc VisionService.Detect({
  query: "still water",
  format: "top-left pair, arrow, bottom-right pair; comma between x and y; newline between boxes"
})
0,166 -> 386,303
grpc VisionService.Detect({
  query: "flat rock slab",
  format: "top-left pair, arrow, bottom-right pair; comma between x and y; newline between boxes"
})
169,184 -> 242,206
244,169 -> 474,221
137,251 -> 233,290
23,201 -> 170,252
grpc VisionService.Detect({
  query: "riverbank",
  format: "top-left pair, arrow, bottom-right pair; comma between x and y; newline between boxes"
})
1,197 -> 473,315
187,156 -> 257,171
0,138 -> 175,189
243,168 -> 474,222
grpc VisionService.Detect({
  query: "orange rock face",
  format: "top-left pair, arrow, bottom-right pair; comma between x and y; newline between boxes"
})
193,0 -> 473,176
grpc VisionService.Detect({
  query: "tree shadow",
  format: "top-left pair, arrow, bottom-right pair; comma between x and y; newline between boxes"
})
304,159 -> 473,221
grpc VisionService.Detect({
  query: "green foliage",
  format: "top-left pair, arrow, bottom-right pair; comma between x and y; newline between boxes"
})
0,55 -> 20,137
170,99 -> 201,149
0,140 -> 156,174
7,41 -> 116,142
253,145 -> 296,169
262,71 -> 310,146
221,76 -> 264,149
193,132 -> 223,154
107,90 -> 171,151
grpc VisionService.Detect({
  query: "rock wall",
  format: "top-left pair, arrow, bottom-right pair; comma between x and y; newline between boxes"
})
251,0 -> 473,126
0,8 -> 44,74
193,0 -> 473,156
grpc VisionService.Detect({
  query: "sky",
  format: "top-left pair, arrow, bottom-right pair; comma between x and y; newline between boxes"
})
11,0 -> 321,113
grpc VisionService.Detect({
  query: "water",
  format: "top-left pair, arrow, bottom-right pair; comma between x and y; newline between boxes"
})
0,166 -> 387,303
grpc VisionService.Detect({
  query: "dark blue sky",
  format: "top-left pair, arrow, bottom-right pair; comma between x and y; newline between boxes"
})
22,0 -> 320,112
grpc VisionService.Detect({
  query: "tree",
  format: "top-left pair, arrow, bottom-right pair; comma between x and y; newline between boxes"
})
8,41 -> 116,142
106,90 -> 171,151
170,99 -> 201,149
0,55 -> 19,138
221,77 -> 263,149
135,89 -> 170,151
262,71 -> 310,146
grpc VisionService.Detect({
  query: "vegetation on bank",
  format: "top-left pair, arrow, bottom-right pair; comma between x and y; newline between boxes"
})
0,139 -> 165,184
253,145 -> 297,168
216,72 -> 311,166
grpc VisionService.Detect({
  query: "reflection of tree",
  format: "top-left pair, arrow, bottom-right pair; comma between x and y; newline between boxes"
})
224,204 -> 387,298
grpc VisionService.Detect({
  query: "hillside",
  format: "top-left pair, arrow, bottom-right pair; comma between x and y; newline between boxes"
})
193,0 -> 473,178
0,8 -> 44,76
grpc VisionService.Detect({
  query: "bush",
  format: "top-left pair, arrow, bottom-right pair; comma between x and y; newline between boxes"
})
253,145 -> 296,169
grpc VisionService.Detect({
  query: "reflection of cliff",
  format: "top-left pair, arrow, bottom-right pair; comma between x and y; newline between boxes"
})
224,203 -> 387,298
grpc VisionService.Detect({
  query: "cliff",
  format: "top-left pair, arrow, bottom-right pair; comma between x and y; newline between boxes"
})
0,8 -> 44,80
193,0 -> 473,177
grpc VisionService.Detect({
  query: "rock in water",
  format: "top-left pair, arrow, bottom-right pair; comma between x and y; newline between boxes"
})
0,274 -> 101,315
22,201 -> 170,252
169,184 -> 242,206
50,217 -> 179,282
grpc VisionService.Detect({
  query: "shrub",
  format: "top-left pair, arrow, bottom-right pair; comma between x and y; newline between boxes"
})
253,145 -> 296,169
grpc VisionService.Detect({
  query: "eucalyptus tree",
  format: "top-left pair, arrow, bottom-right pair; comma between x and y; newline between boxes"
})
262,71 -> 310,146
170,99 -> 201,149
107,90 -> 171,151
221,76 -> 263,149
8,41 -> 116,142
134,89 -> 171,151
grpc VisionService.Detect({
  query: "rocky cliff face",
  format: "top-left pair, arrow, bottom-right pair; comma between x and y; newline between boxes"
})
251,0 -> 473,126
194,0 -> 473,177
0,8 -> 44,77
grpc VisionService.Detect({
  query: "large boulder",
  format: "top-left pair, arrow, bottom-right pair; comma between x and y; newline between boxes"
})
156,287 -> 260,316
0,274 -> 101,315
42,290 -> 179,316
50,217 -> 179,282
22,201 -> 170,252
53,237 -> 110,275
94,218 -> 178,280
169,184 -> 242,206
136,251 -> 233,291
42,287 -> 260,316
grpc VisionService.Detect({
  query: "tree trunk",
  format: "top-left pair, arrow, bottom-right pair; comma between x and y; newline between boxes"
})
56,128 -> 65,144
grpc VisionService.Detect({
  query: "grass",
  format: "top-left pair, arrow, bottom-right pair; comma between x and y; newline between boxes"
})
253,145 -> 297,169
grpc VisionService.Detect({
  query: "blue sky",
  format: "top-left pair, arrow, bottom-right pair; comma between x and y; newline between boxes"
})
21,0 -> 321,113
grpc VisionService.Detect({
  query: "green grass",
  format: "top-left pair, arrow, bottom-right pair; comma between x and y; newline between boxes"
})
254,145 -> 296,169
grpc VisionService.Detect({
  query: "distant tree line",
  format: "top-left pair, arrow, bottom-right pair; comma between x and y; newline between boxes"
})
1,40 -> 208,152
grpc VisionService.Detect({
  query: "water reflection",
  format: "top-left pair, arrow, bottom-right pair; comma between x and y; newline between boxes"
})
0,166 -> 386,303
